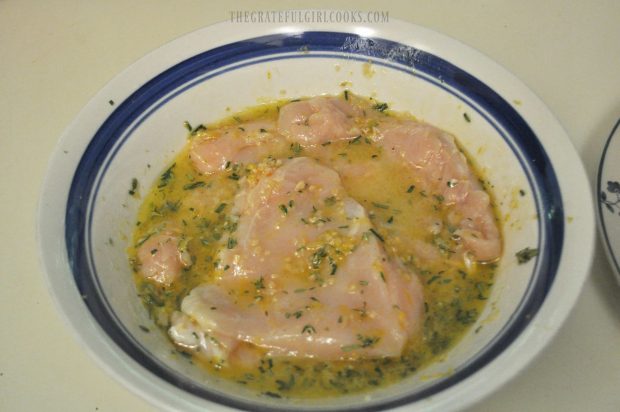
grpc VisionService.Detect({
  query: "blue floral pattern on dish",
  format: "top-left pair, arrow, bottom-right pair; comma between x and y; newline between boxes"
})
601,181 -> 620,214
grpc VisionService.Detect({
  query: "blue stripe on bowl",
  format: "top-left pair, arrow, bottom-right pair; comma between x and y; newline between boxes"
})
65,31 -> 564,411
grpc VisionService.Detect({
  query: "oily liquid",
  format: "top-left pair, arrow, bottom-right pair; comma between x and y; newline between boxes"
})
128,98 -> 498,399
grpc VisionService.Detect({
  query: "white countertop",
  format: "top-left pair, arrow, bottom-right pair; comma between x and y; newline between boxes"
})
2,1 -> 619,411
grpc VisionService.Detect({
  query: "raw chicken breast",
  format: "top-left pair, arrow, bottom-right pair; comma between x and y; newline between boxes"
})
376,120 -> 501,262
277,96 -> 361,145
136,231 -> 191,286
277,96 -> 501,262
189,119 -> 288,174
169,157 -> 424,361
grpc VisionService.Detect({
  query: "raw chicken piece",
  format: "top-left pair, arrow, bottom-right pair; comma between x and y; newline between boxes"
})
168,311 -> 263,367
189,119 -> 288,174
376,120 -> 501,262
136,231 -> 191,286
169,157 -> 424,361
278,95 -> 501,261
219,156 -> 361,281
277,96 -> 362,145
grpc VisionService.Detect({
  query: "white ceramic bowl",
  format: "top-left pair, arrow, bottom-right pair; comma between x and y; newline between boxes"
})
38,17 -> 595,412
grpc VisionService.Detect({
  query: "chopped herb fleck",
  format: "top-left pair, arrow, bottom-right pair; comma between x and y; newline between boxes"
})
516,247 -> 538,264
330,262 -> 338,275
353,302 -> 368,318
286,310 -> 303,319
433,237 -> 454,254
463,112 -> 471,122
276,375 -> 296,391
311,248 -> 327,268
190,124 -> 206,136
279,204 -> 288,215
369,228 -> 384,242
183,181 -> 206,190
128,178 -> 138,196
349,135 -> 362,144
341,334 -> 380,351
214,203 -> 227,213
358,334 -> 380,347
254,276 -> 265,290
302,324 -> 316,334
158,163 -> 176,188
227,237 -> 237,249
135,233 -> 152,247
456,308 -> 478,325
407,185 -> 415,193
476,282 -> 489,300
290,142 -> 303,155
373,102 -> 388,112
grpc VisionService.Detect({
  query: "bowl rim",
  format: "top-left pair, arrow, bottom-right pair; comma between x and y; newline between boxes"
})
37,16 -> 595,412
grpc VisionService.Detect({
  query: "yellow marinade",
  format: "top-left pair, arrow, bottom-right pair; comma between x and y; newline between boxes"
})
128,94 -> 499,399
